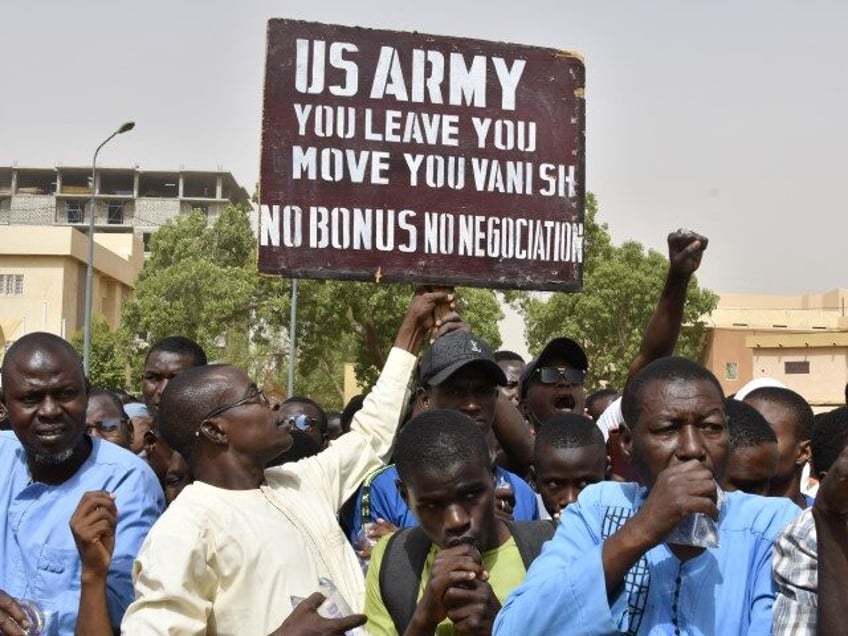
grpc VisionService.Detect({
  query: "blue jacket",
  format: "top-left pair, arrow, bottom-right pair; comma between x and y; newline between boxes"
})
495,481 -> 800,635
348,463 -> 538,543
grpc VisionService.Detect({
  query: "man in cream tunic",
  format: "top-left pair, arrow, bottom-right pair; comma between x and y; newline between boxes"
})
121,290 -> 456,635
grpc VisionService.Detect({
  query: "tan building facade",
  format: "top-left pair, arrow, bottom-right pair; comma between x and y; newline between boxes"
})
703,289 -> 848,407
0,226 -> 143,360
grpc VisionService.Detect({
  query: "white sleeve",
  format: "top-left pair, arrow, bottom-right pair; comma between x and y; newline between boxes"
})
594,396 -> 623,442
121,520 -> 216,635
271,347 -> 416,511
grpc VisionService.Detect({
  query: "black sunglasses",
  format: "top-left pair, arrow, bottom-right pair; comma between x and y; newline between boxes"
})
535,366 -> 585,386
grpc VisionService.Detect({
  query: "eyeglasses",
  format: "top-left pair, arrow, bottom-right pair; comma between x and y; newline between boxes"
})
202,386 -> 268,421
86,418 -> 125,433
286,414 -> 317,431
536,366 -> 585,386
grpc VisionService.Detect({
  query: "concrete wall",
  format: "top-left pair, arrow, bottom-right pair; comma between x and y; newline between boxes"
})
7,194 -> 54,224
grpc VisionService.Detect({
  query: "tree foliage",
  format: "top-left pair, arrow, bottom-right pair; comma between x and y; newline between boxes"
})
293,281 -> 502,394
519,193 -> 718,390
118,206 -> 503,408
71,316 -> 129,389
120,207 -> 286,386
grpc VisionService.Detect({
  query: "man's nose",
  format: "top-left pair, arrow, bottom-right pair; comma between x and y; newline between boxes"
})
558,485 -> 580,509
676,425 -> 707,461
443,504 -> 471,534
154,379 -> 170,398
458,393 -> 482,415
38,395 -> 62,418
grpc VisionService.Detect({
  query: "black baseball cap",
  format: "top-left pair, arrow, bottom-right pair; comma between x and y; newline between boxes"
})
418,331 -> 508,387
518,337 -> 588,399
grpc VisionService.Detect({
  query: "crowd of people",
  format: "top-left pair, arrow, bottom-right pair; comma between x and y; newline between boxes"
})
0,229 -> 846,635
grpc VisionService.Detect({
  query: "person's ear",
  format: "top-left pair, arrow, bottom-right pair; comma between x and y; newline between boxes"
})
605,454 -> 613,480
143,429 -> 158,452
395,479 -> 409,504
619,422 -> 634,459
417,386 -> 430,410
796,439 -> 812,466
125,419 -> 135,445
199,418 -> 227,445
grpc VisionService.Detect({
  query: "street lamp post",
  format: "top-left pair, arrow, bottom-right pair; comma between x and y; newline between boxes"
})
82,121 -> 135,376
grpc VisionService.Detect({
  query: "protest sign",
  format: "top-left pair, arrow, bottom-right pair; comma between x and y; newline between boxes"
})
259,19 -> 585,290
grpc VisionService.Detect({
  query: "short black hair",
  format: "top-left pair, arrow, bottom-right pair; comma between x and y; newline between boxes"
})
622,356 -> 724,428
157,364 -> 232,461
725,398 -> 777,450
145,336 -> 207,367
494,350 -> 525,364
586,388 -> 620,415
810,406 -> 848,477
744,386 -> 814,441
88,388 -> 129,419
534,414 -> 605,465
2,332 -> 83,384
395,410 -> 491,484
283,396 -> 328,434
340,394 -> 365,434
105,387 -> 138,405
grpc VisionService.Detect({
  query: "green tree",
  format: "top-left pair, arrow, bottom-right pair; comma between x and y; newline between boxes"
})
520,194 -> 718,390
120,206 -> 291,390
293,281 -> 502,398
120,206 -> 504,408
71,316 -> 129,389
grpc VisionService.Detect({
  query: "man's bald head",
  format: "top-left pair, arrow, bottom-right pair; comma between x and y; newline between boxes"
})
2,332 -> 84,386
157,364 -> 242,461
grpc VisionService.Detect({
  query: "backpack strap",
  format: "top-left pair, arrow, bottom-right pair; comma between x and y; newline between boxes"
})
506,520 -> 556,569
359,464 -> 396,523
379,521 -> 554,634
379,526 -> 432,635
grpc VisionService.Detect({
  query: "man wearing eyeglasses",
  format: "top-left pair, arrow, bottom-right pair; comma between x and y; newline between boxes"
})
85,388 -> 133,450
113,289 -> 457,636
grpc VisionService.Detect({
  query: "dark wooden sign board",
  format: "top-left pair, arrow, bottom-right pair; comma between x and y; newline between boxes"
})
259,19 -> 585,291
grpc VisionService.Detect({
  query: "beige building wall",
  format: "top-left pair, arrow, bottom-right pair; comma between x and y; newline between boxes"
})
702,328 -> 752,396
0,227 -> 143,359
703,290 -> 848,406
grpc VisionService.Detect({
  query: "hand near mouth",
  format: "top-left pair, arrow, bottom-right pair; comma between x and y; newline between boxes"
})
406,542 -> 488,634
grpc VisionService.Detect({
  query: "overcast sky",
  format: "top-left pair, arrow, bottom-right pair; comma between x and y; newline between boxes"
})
3,0 -> 846,298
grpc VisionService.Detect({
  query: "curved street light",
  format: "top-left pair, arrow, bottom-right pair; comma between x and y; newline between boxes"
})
82,121 -> 135,376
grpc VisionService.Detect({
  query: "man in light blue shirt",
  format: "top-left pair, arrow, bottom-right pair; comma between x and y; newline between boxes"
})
495,356 -> 800,635
0,332 -> 163,635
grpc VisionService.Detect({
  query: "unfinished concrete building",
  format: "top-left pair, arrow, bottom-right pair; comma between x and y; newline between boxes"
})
0,165 -> 251,251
